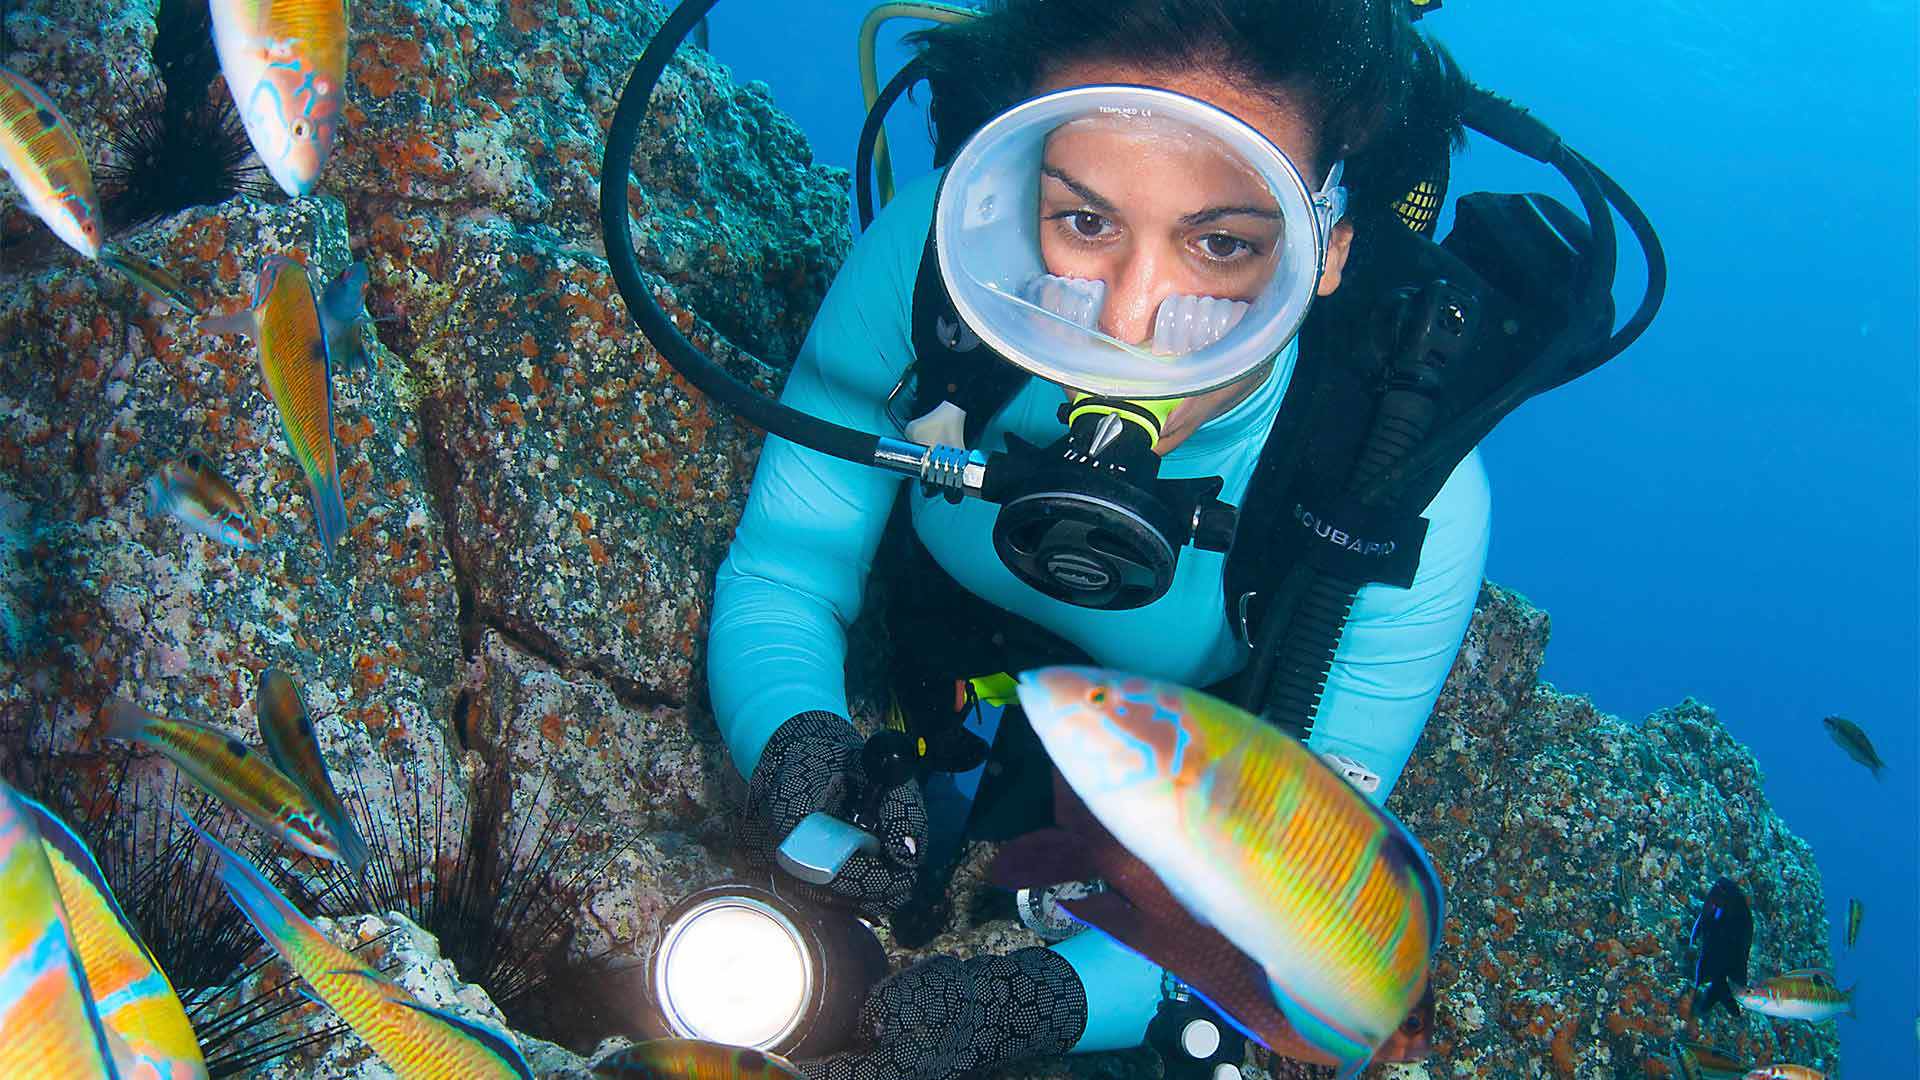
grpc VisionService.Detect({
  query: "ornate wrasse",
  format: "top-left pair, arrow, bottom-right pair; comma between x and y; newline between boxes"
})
0,64 -> 101,259
0,780 -> 119,1079
101,698 -> 347,862
17,793 -> 206,1080
1015,667 -> 1442,1079
1734,970 -> 1853,1023
185,812 -> 533,1079
256,667 -> 369,869
208,0 -> 348,196
202,255 -> 348,551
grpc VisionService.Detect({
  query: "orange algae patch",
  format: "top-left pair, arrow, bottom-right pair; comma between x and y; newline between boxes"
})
539,712 -> 565,746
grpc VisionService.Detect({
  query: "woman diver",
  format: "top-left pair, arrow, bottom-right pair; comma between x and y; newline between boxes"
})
705,1 -> 1486,1075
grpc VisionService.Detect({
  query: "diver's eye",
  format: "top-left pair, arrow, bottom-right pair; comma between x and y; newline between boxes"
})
1197,233 -> 1255,261
1048,209 -> 1113,241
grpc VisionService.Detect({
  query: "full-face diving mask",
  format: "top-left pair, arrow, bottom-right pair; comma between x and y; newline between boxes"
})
913,85 -> 1347,607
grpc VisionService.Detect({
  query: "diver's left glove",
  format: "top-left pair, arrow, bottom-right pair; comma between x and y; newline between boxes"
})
798,947 -> 1088,1080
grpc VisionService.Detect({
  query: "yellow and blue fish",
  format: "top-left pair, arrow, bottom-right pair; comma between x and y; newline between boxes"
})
147,453 -> 261,551
1014,667 -> 1444,1080
17,792 -> 206,1080
0,780 -> 120,1079
0,66 -> 191,310
592,1038 -> 803,1078
101,698 -> 349,863
208,0 -> 348,196
0,64 -> 103,259
184,811 -> 534,1079
202,255 -> 348,551
257,667 -> 370,870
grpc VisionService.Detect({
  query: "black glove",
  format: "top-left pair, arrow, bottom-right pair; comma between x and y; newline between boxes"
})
737,711 -> 928,919
800,947 -> 1089,1080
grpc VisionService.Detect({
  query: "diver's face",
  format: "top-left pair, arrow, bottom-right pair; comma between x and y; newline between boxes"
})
1031,63 -> 1355,452
1033,63 -> 1353,348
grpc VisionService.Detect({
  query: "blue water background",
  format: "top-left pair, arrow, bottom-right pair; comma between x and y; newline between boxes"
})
705,1 -> 1920,1074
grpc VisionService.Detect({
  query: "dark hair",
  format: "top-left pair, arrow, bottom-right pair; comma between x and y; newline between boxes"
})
908,0 -> 1469,214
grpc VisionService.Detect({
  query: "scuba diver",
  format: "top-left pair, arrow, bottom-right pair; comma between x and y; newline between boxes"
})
598,0 -> 1661,1076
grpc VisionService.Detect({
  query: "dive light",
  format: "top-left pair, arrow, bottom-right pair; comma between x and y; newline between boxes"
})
642,881 -> 888,1059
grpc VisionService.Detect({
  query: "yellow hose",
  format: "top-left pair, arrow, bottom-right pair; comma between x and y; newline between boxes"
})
858,3 -> 978,207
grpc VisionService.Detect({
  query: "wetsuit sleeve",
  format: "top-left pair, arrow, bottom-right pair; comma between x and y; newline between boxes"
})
1306,448 -> 1493,801
707,173 -> 943,780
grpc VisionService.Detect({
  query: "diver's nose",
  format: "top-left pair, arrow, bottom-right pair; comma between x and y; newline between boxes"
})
1097,248 -> 1171,346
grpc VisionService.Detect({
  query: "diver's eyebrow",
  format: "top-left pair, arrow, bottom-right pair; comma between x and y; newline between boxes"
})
1180,205 -> 1283,227
1040,165 -> 1116,214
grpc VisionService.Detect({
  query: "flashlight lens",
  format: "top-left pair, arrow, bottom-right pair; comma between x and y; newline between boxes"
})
662,903 -> 809,1048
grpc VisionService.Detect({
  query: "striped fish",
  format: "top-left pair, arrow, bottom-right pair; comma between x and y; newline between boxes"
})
16,793 -> 206,1080
184,812 -> 534,1079
0,780 -> 119,1079
1,67 -> 193,312
256,667 -> 369,870
1015,668 -> 1442,1080
1743,1067 -> 1826,1080
0,64 -> 103,259
202,255 -> 347,551
1844,898 -> 1862,950
1673,1041 -> 1750,1080
208,0 -> 348,196
147,453 -> 261,551
1734,969 -> 1853,1023
592,1039 -> 803,1078
101,698 -> 348,863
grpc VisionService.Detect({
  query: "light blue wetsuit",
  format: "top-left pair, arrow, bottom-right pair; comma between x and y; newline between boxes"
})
708,172 -> 1491,1053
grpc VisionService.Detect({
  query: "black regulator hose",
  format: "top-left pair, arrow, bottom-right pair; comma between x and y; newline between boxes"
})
856,56 -> 927,232
600,0 -> 882,466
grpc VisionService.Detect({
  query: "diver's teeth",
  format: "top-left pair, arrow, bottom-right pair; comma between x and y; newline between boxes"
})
1022,274 -> 1106,329
1152,295 -> 1249,355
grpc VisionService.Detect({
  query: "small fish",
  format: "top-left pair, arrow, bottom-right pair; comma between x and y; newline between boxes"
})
592,1038 -> 803,1078
147,452 -> 261,551
1012,668 -> 1442,1079
1672,1041 -> 1750,1080
17,792 -> 207,1080
1743,1067 -> 1826,1080
0,780 -> 120,1079
208,0 -> 348,196
1844,898 -> 1862,949
1820,716 -> 1884,779
257,668 -> 369,870
1,67 -> 194,311
100,249 -> 194,311
184,811 -> 535,1079
201,255 -> 348,551
317,260 -> 371,372
0,64 -> 103,259
1686,879 -> 1752,1018
101,698 -> 347,862
1734,969 -> 1854,1023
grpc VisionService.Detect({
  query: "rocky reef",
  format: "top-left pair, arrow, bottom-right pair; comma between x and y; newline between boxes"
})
0,0 -> 1834,1077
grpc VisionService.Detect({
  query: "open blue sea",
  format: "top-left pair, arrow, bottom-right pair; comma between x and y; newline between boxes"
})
709,1 -> 1920,1076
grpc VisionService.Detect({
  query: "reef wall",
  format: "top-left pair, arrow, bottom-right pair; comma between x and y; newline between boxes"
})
0,0 -> 1834,1076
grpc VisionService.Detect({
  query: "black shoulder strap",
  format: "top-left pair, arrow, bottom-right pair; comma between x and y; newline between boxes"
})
903,225 -> 1030,445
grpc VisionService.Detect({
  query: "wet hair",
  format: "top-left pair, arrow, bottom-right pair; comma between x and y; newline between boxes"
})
908,0 -> 1470,214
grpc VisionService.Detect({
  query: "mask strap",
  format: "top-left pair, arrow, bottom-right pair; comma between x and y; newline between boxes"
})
1314,160 -> 1349,237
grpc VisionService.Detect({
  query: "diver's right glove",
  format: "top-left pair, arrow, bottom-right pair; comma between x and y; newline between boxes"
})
799,946 -> 1089,1080
737,711 -> 928,919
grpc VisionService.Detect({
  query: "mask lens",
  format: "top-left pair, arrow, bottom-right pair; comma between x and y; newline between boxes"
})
936,86 -> 1335,399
